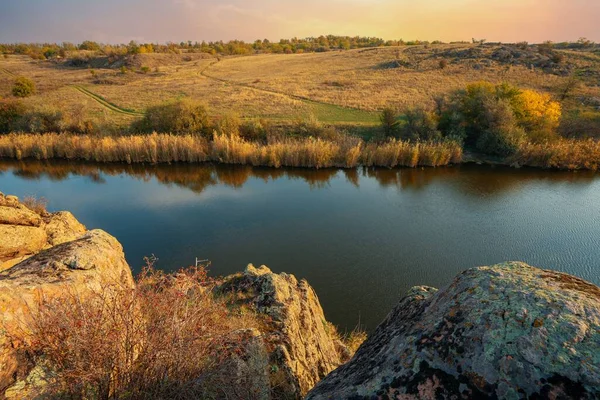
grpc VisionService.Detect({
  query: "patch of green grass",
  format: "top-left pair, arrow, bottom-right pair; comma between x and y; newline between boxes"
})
309,101 -> 379,125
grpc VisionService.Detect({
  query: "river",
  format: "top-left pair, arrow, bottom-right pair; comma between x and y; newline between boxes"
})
1,160 -> 599,331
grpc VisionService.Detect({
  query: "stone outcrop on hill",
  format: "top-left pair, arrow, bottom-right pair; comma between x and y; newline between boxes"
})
0,192 -> 86,271
307,262 -> 600,399
219,264 -> 350,399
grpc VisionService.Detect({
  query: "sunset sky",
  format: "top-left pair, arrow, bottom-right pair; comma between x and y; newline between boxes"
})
1,0 -> 599,44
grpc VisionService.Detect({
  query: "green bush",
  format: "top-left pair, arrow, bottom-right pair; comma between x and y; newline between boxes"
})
0,99 -> 28,133
438,81 -> 562,154
399,108 -> 442,141
379,107 -> 399,137
135,99 -> 211,136
12,77 -> 36,97
475,99 -> 526,156
215,113 -> 241,138
239,119 -> 270,143
16,107 -> 67,133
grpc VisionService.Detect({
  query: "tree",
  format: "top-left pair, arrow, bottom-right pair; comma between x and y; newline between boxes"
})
475,99 -> 526,156
399,108 -> 442,141
380,108 -> 399,137
12,77 -> 35,97
512,89 -> 561,134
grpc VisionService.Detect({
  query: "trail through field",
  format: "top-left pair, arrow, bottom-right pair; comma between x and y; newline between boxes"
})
72,85 -> 145,117
0,68 -> 17,77
200,59 -> 379,125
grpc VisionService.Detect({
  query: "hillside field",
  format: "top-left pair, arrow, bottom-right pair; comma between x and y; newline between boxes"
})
2,42 -> 599,135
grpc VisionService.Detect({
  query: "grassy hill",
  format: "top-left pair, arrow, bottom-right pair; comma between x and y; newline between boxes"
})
2,42 -> 599,134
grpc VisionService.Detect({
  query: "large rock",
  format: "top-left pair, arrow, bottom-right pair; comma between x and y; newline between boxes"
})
307,262 -> 600,399
220,265 -> 350,399
0,193 -> 86,271
0,229 -> 135,395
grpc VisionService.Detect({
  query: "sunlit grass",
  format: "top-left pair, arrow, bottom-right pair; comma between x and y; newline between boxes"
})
0,133 -> 462,169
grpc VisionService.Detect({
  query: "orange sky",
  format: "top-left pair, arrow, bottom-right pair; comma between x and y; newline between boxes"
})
1,0 -> 599,43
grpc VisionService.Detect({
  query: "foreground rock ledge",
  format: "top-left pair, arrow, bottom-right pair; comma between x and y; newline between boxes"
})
0,191 -> 86,271
219,264 -> 350,399
307,262 -> 600,399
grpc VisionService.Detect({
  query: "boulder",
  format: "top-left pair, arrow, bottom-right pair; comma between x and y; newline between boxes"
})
0,229 -> 135,395
0,193 -> 86,271
45,211 -> 87,246
307,262 -> 600,399
220,264 -> 350,398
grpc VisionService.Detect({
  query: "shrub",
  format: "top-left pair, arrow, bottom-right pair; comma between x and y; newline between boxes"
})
380,107 -> 399,137
551,52 -> 565,64
135,99 -> 211,136
239,119 -> 270,143
22,195 -> 48,214
439,81 -> 562,153
12,76 -> 36,97
12,263 -> 260,399
140,66 -> 150,74
439,59 -> 448,69
511,89 -> 561,134
475,99 -> 526,156
215,113 -> 241,138
399,108 -> 442,141
0,99 -> 28,133
16,106 -> 67,133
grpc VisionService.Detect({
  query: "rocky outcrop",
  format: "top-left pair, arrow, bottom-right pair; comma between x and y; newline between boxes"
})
308,262 -> 600,399
0,192 -> 86,271
0,195 -> 134,396
219,265 -> 350,399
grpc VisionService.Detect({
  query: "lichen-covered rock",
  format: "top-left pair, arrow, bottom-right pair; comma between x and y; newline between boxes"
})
307,262 -> 600,400
44,211 -> 87,246
220,264 -> 349,398
0,193 -> 87,271
0,225 -> 47,266
0,229 -> 135,395
203,328 -> 271,400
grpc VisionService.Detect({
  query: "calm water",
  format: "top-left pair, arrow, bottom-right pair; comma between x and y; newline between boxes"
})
1,160 -> 599,331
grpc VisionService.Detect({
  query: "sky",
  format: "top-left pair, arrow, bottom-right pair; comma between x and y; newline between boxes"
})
1,0 -> 599,44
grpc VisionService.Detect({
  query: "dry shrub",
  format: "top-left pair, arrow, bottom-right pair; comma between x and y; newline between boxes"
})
13,261 -> 260,399
22,196 -> 48,215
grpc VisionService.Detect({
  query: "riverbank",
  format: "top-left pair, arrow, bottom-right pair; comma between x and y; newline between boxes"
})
1,132 -> 599,171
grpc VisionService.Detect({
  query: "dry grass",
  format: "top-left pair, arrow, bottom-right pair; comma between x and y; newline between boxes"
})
9,262 -> 262,399
2,44 -> 598,129
0,133 -> 462,168
514,139 -> 600,170
21,195 -> 48,215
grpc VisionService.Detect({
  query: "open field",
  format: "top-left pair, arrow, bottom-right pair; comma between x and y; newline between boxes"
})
2,42 -> 599,132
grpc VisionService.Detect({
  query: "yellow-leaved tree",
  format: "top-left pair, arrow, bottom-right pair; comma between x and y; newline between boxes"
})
512,90 -> 561,139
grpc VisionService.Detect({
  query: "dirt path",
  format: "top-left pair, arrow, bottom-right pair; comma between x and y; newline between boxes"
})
72,85 -> 144,117
199,59 -> 378,125
0,68 -> 17,77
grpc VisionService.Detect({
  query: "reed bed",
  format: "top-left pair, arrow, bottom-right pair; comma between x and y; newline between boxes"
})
0,133 -> 463,169
514,139 -> 600,171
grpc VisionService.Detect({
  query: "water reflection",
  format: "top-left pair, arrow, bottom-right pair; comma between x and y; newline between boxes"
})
0,160 -> 596,197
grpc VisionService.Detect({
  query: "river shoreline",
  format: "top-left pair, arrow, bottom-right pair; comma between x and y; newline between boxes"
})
1,132 -> 598,171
